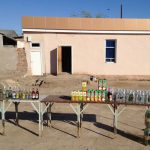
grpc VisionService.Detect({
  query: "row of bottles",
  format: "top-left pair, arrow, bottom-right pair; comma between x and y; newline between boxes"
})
3,87 -> 39,100
71,89 -> 112,102
98,79 -> 107,91
71,79 -> 112,102
114,89 -> 150,104
81,79 -> 108,92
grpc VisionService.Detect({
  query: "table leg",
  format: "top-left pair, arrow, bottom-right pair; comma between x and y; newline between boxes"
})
46,103 -> 48,126
108,103 -> 126,135
47,103 -> 53,127
2,100 -> 5,135
113,105 -> 118,134
15,102 -> 19,125
70,103 -> 89,138
80,103 -> 83,128
77,104 -> 81,138
39,102 -> 42,137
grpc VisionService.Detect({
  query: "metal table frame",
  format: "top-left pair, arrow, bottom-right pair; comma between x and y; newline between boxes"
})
1,95 -> 150,138
41,102 -> 89,137
41,96 -> 150,138
43,102 -> 126,137
0,96 -> 47,137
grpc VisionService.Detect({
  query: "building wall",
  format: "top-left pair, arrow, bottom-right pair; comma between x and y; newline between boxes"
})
0,34 -> 3,47
24,33 -> 150,76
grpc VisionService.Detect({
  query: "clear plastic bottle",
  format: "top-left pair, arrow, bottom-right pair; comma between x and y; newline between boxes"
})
32,88 -> 36,99
87,89 -> 91,101
94,90 -> 98,102
98,80 -> 103,90
91,90 -> 94,102
83,92 -> 86,101
98,90 -> 102,102
12,87 -> 16,99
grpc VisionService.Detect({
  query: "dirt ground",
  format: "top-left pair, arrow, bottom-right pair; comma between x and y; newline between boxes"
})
0,74 -> 150,150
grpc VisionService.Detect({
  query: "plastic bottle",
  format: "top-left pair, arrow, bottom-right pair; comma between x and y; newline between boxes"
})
87,89 -> 91,101
12,87 -> 16,99
32,88 -> 36,99
25,90 -> 29,100
82,81 -> 87,92
22,89 -> 26,99
98,90 -> 102,102
16,87 -> 19,99
5,87 -> 9,99
94,90 -> 98,102
98,80 -> 103,90
103,79 -> 107,91
91,90 -> 94,102
83,92 -> 86,101
79,91 -> 83,101
8,87 -> 12,98
102,91 -> 106,102
29,89 -> 32,99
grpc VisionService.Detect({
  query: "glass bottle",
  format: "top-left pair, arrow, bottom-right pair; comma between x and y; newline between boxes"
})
35,89 -> 39,100
8,87 -> 12,98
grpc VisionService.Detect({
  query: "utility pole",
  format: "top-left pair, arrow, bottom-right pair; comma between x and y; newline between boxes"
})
121,0 -> 123,18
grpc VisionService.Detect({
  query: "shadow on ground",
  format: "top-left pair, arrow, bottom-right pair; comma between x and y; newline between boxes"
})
94,122 -> 144,145
2,112 -> 144,145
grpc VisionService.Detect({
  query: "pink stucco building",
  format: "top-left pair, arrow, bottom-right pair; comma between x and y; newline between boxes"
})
22,16 -> 150,78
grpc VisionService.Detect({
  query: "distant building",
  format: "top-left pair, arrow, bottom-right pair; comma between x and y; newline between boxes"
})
0,30 -> 17,47
22,16 -> 150,77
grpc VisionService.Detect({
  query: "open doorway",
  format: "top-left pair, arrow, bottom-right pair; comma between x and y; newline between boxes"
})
61,46 -> 72,73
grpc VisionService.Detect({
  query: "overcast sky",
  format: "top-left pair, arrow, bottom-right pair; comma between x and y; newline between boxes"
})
0,0 -> 150,35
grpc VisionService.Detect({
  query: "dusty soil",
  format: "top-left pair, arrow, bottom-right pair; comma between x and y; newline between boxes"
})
0,74 -> 150,150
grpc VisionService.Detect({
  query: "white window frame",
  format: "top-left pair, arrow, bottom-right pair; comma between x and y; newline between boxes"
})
105,40 -> 116,63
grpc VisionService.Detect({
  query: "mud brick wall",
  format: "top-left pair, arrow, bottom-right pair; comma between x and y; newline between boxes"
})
16,48 -> 27,72
0,47 -> 17,72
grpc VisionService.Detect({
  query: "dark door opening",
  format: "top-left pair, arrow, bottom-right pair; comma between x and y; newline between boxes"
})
61,46 -> 72,73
